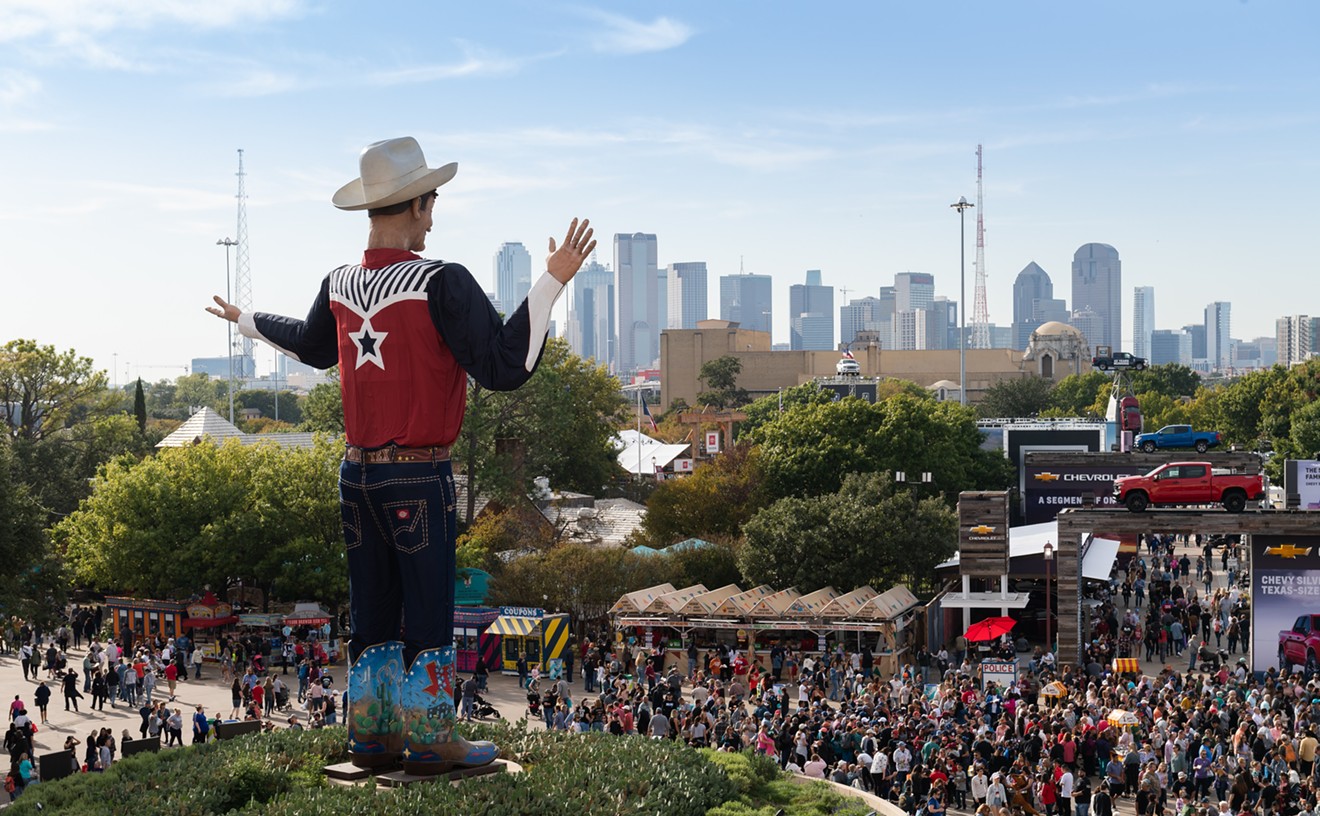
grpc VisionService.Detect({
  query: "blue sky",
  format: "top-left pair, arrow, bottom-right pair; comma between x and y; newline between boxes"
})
1,1 -> 1317,381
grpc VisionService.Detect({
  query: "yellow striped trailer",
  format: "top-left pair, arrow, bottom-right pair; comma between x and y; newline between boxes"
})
486,606 -> 571,675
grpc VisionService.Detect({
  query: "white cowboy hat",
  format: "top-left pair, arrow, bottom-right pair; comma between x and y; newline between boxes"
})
332,137 -> 457,211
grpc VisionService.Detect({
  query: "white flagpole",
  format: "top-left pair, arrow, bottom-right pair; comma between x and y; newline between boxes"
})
636,387 -> 642,481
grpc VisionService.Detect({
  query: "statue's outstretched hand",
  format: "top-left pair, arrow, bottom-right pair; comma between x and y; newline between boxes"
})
547,218 -> 596,285
206,295 -> 240,322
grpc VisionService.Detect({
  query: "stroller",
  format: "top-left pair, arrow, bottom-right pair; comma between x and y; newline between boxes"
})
275,685 -> 292,711
526,689 -> 542,718
473,693 -> 500,719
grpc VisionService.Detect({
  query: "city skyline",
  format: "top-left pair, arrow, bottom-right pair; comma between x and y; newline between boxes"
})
0,2 -> 1315,379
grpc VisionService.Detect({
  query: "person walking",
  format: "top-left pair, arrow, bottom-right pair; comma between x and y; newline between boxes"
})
62,669 -> 83,713
164,661 -> 178,702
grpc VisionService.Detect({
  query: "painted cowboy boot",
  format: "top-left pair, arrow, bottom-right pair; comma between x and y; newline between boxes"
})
347,640 -> 405,769
401,645 -> 499,775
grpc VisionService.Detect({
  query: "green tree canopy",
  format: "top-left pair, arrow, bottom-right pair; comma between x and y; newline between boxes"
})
697,356 -> 749,409
0,339 -> 110,441
738,471 -> 957,592
1044,371 -> 1110,418
300,368 -> 344,434
641,442 -> 766,544
56,436 -> 346,607
0,436 -> 64,624
977,376 -> 1055,419
749,394 -> 1013,502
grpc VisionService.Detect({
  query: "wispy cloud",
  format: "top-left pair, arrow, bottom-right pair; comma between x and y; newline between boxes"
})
89,181 -> 236,212
0,69 -> 40,105
578,8 -> 693,55
0,0 -> 307,43
367,42 -> 533,86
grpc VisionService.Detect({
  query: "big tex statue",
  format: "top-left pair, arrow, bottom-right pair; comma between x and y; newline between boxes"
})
208,137 -> 594,773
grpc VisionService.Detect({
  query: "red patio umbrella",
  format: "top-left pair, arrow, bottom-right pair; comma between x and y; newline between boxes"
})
964,616 -> 1017,642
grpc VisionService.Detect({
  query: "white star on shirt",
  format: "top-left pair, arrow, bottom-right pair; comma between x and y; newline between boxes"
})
348,318 -> 388,370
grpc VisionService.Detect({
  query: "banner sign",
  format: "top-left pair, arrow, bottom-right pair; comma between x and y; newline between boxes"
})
1251,535 -> 1320,673
1022,462 -> 1149,524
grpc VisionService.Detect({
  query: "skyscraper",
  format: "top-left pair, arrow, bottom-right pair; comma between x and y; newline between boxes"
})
493,242 -> 531,314
840,296 -> 883,348
667,262 -> 708,330
567,257 -> 613,364
1205,301 -> 1231,371
1069,307 -> 1103,352
894,272 -> 935,312
1276,315 -> 1320,367
1011,262 -> 1054,350
1133,286 -> 1155,359
1150,329 -> 1192,366
655,266 -> 668,337
1071,243 -> 1122,353
1182,324 -> 1208,363
789,270 -> 835,350
613,233 -> 659,376
719,273 -> 773,336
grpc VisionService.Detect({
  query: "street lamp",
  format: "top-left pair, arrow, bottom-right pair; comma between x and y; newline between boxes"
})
217,237 -> 239,424
950,197 -> 974,406
1043,540 -> 1055,659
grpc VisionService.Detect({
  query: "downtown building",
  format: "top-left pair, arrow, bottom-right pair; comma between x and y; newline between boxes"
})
1205,301 -> 1232,371
493,242 -> 532,315
1132,286 -> 1155,360
1149,329 -> 1192,366
613,233 -> 660,376
1071,243 -> 1122,353
566,257 -> 614,365
719,273 -> 773,337
789,269 -> 835,350
1011,262 -> 1068,350
1276,315 -> 1320,367
667,262 -> 708,330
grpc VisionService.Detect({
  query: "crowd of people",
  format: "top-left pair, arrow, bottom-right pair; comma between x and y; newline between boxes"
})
1,608 -> 338,800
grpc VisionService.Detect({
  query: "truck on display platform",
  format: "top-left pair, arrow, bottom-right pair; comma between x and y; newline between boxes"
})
1279,615 -> 1320,675
1091,351 -> 1147,371
1134,425 -> 1223,454
1113,461 -> 1265,513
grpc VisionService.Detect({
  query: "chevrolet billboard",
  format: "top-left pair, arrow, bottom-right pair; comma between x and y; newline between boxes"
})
1022,463 -> 1149,524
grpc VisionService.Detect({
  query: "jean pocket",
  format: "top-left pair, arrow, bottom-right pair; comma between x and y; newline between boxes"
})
340,499 -> 362,550
382,500 -> 429,554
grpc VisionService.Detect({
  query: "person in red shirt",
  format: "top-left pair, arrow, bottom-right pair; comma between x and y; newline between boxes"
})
164,662 -> 178,702
209,137 -> 594,774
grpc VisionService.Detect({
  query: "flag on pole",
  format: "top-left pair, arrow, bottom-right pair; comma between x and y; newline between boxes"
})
641,399 -> 658,431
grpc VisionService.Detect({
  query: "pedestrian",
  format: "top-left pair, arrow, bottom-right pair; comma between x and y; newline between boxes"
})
192,646 -> 204,680
91,669 -> 107,711
33,683 -> 49,723
62,669 -> 83,713
165,660 -> 178,701
191,706 -> 209,744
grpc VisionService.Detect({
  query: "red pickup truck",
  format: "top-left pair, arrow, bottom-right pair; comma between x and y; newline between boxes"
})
1113,461 -> 1264,513
1280,615 -> 1320,674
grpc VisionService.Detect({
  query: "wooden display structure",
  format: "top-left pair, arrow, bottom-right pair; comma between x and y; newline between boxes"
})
957,491 -> 1010,577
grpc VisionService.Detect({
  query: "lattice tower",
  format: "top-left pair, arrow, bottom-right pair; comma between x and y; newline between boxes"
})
971,144 -> 991,349
233,149 -> 254,365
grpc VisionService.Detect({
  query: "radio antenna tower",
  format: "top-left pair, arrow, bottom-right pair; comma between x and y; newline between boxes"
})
971,144 -> 991,349
233,149 -> 254,372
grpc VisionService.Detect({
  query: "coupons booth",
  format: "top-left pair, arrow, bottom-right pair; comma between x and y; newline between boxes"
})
486,607 -> 571,675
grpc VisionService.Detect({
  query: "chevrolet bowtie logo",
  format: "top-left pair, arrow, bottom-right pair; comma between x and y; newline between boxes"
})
1035,473 -> 1060,482
970,525 -> 997,535
1266,544 -> 1313,559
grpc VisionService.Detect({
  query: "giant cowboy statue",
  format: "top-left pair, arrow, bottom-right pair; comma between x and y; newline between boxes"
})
207,137 -> 595,774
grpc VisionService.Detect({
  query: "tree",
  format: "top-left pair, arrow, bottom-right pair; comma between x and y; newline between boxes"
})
749,394 -> 1013,502
0,436 -> 64,624
738,472 -> 957,592
133,379 -> 147,434
300,369 -> 344,434
454,339 -> 625,520
488,544 -> 657,629
977,376 -> 1055,419
739,383 -> 836,437
641,442 -> 766,544
171,372 -> 230,417
1127,364 -> 1201,400
1046,371 -> 1110,417
697,356 -> 749,409
0,339 -> 109,441
236,388 -> 303,426
56,436 -> 346,606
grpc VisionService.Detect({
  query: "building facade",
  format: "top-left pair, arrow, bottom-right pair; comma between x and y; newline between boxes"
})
1276,315 -> 1320,367
1071,243 -> 1122,353
1011,262 -> 1054,350
1133,286 -> 1155,360
1149,329 -> 1192,366
667,262 -> 708,330
1205,301 -> 1232,371
789,269 -> 835,350
566,258 -> 613,365
493,242 -> 532,316
614,233 -> 659,376
718,274 -> 773,337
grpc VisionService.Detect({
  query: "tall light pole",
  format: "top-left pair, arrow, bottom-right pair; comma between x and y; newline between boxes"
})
217,237 -> 238,424
1043,540 -> 1055,658
951,197 -> 974,405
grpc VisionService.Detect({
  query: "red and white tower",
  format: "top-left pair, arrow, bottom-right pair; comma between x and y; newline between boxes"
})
971,144 -> 991,349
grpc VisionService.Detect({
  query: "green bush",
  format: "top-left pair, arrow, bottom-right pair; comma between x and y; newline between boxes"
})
5,724 -> 874,816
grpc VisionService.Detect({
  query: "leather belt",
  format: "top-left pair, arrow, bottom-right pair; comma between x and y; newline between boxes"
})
345,445 -> 451,464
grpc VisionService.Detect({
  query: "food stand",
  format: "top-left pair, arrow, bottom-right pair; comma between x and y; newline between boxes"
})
106,596 -> 188,650
486,606 -> 571,675
181,592 -> 238,658
609,582 -> 922,677
284,603 -> 340,663
453,607 -> 501,673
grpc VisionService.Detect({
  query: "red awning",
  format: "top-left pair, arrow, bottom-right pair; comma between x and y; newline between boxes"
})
285,617 -> 330,626
182,615 -> 239,629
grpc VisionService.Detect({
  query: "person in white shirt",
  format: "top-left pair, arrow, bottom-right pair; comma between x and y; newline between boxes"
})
803,753 -> 827,778
971,767 -> 990,805
893,743 -> 912,774
1058,769 -> 1075,816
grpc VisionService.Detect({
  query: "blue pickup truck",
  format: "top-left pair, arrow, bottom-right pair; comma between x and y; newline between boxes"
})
1134,425 -> 1223,453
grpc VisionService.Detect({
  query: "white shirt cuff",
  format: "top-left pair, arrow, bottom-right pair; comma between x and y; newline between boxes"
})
524,272 -> 565,371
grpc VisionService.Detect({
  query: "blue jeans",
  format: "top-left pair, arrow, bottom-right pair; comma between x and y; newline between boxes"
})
340,458 -> 457,669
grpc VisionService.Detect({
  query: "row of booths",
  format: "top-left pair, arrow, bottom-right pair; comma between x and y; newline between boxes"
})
609,582 -> 922,677
105,595 -> 340,662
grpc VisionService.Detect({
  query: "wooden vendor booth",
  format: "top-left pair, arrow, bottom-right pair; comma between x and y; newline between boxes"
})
106,596 -> 188,651
610,582 -> 921,677
181,592 -> 238,659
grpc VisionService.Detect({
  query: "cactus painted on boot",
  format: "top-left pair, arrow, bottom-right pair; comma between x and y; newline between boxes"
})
402,646 -> 499,773
347,641 -> 404,764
